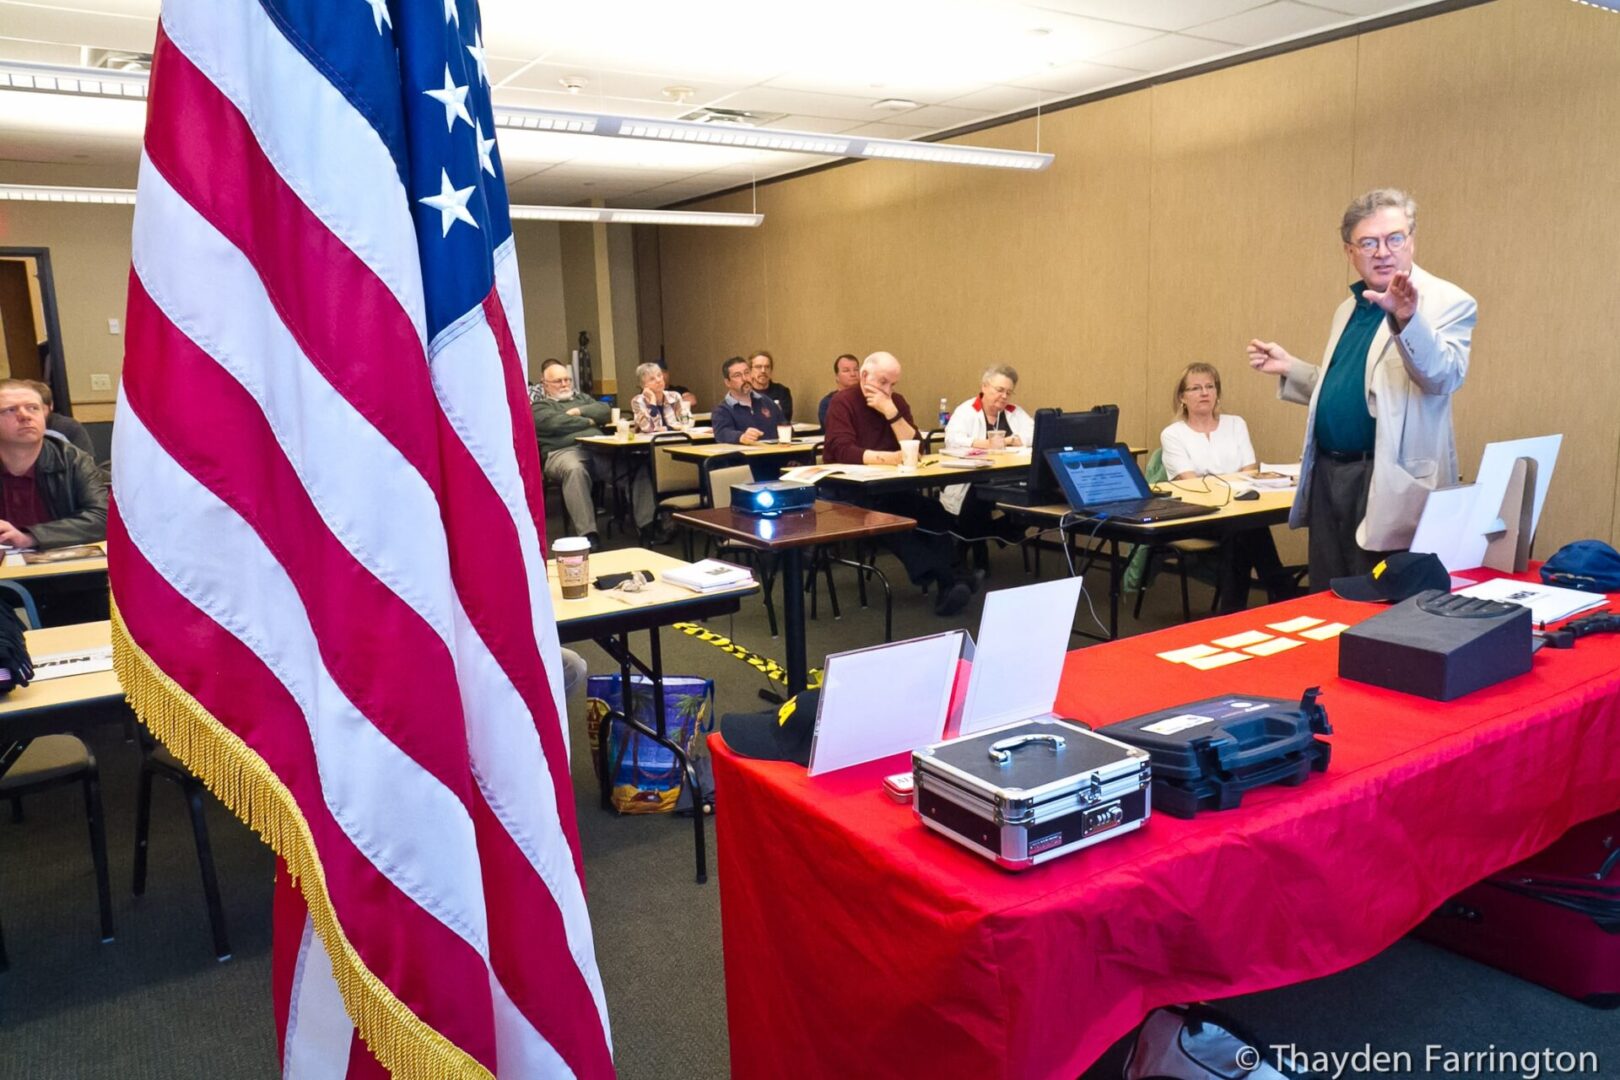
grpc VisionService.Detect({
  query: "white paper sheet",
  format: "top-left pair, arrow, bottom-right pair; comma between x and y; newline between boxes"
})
1410,483 -> 1489,572
1211,629 -> 1274,649
1183,650 -> 1253,671
1267,615 -> 1324,633
31,646 -> 115,681
1157,643 -> 1223,664
1299,622 -> 1350,641
1454,578 -> 1607,625
808,632 -> 966,776
959,578 -> 1084,736
1244,637 -> 1305,657
1469,435 -> 1562,542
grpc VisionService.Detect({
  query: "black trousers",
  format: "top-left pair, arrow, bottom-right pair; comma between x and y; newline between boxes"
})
1215,527 -> 1290,613
849,491 -> 959,588
1307,454 -> 1391,590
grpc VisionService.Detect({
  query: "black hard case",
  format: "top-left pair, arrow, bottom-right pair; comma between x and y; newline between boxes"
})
1101,692 -> 1331,818
912,718 -> 1150,871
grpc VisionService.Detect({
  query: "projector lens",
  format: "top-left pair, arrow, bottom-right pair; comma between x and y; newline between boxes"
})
758,491 -> 775,507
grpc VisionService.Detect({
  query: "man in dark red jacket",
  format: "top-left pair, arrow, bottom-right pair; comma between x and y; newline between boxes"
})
823,353 -> 973,616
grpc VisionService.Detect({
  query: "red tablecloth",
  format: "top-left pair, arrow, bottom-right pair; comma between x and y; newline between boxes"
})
711,575 -> 1620,1080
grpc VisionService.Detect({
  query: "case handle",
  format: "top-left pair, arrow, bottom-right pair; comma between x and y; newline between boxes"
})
988,733 -> 1066,765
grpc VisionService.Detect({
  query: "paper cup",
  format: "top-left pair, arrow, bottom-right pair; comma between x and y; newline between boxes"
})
777,425 -> 795,444
610,406 -> 622,426
900,439 -> 920,471
554,536 -> 591,599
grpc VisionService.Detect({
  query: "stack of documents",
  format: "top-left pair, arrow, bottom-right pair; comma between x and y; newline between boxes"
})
939,453 -> 993,469
663,559 -> 755,594
1453,578 -> 1607,625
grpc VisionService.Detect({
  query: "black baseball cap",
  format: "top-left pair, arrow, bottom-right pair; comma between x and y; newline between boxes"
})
720,689 -> 820,766
1332,552 -> 1451,603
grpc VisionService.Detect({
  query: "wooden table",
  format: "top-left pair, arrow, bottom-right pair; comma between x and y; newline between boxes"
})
1003,477 -> 1295,639
660,437 -> 822,464
0,621 -> 124,777
813,448 -> 1033,497
551,548 -> 758,883
671,503 -> 915,695
0,544 -> 108,582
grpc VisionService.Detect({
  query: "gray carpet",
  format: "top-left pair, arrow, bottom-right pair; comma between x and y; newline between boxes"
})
3,532 -> 1618,1079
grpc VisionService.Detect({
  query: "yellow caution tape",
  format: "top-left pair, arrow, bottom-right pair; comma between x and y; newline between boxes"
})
672,621 -> 823,694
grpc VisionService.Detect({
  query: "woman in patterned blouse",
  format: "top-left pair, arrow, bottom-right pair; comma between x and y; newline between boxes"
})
630,362 -> 688,434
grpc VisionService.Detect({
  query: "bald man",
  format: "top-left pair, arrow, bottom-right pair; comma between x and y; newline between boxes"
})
823,352 -> 974,616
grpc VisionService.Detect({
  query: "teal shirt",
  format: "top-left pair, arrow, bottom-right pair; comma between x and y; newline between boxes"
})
1313,283 -> 1383,454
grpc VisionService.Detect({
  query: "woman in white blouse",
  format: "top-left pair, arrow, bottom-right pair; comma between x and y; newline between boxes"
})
1160,363 -> 1295,611
940,364 -> 1034,517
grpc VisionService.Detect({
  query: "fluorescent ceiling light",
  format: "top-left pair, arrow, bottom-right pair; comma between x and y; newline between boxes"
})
0,183 -> 759,225
0,60 -> 147,100
0,184 -> 137,205
0,61 -> 1052,172
493,105 -> 1052,171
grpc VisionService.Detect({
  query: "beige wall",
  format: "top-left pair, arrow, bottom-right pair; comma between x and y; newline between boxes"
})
0,202 -> 134,405
0,201 -> 572,399
658,0 -> 1620,551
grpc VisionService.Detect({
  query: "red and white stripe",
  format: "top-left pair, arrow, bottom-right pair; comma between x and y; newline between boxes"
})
115,4 -> 610,1077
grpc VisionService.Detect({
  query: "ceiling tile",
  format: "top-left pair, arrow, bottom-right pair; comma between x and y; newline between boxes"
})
1020,0 -> 1274,33
1006,59 -> 1143,94
488,86 -> 694,120
1090,33 -> 1241,73
707,86 -> 898,123
0,37 -> 85,64
764,114 -> 866,135
842,120 -> 937,141
1297,0 -> 1431,13
882,102 -> 995,132
1186,1 -> 1354,46
937,84 -> 1056,114
0,2 -> 157,53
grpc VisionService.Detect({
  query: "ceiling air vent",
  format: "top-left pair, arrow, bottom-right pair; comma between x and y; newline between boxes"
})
82,49 -> 152,72
678,107 -> 787,126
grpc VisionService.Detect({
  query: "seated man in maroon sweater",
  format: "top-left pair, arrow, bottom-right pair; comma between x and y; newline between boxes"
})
823,352 -> 975,616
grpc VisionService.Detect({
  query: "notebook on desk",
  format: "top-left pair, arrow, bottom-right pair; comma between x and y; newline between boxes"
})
1046,444 -> 1217,524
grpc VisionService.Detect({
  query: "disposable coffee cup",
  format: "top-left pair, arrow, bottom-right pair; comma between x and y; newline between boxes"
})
610,407 -> 622,426
555,537 -> 591,600
899,439 -> 920,471
777,424 -> 795,444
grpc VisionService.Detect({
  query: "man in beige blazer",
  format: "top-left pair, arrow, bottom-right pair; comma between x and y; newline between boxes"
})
1247,188 -> 1477,589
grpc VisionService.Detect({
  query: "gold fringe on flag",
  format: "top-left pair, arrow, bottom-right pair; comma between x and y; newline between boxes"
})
110,600 -> 494,1080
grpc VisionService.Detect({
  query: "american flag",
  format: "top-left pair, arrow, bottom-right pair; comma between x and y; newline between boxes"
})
110,1 -> 612,1076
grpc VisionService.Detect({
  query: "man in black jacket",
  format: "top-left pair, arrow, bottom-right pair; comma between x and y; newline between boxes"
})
0,379 -> 108,550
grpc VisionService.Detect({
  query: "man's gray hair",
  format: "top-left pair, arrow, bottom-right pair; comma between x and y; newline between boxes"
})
1340,188 -> 1416,244
980,364 -> 1019,387
635,362 -> 664,386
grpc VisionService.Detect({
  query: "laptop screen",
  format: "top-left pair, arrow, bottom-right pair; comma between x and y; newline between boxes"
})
1046,445 -> 1150,508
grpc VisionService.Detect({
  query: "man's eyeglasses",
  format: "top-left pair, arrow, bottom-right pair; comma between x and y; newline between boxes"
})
1351,231 -> 1410,255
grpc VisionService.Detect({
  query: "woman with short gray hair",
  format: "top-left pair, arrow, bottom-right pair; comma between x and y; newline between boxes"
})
631,362 -> 688,433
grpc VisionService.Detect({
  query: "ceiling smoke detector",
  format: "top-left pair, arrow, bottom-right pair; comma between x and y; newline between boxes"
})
558,74 -> 588,93
662,85 -> 697,103
872,98 -> 920,111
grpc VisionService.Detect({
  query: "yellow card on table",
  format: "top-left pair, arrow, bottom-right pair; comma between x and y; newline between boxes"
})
1244,637 -> 1305,657
1157,643 -> 1223,664
1268,615 -> 1325,633
1300,622 -> 1350,641
1212,629 -> 1273,649
1183,650 -> 1253,671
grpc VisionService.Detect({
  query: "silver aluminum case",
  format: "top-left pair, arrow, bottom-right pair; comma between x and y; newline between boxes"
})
912,718 -> 1151,871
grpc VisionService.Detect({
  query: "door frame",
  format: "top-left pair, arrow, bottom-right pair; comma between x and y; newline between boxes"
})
0,247 -> 71,415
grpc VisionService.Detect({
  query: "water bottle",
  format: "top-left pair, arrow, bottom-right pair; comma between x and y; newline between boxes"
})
938,397 -> 950,428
